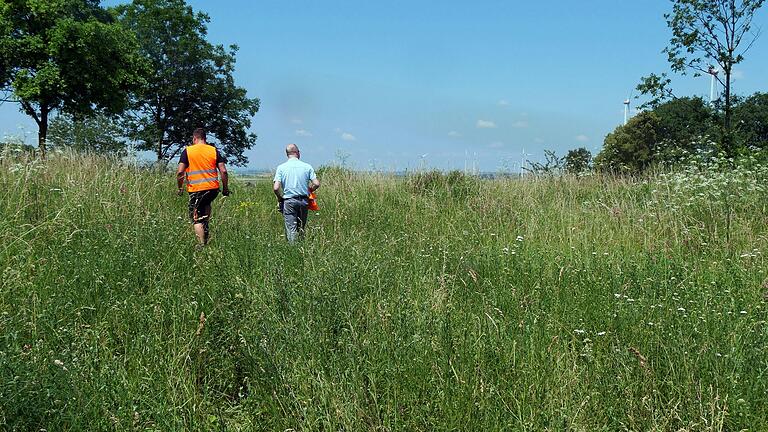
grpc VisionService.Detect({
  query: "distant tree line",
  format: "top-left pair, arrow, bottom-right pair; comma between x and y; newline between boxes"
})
595,94 -> 768,173
0,0 -> 259,165
527,93 -> 768,176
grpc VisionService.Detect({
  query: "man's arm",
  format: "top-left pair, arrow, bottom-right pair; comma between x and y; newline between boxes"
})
273,181 -> 283,200
176,162 -> 188,194
309,178 -> 320,192
218,162 -> 229,195
308,166 -> 320,192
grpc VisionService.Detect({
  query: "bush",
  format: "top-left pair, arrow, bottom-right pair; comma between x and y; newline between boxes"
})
0,139 -> 36,156
408,169 -> 478,199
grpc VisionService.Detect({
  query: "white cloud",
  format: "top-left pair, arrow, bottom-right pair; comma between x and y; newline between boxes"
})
476,120 -> 497,129
291,118 -> 303,125
732,69 -> 745,80
295,129 -> 312,137
511,120 -> 528,128
448,131 -> 461,137
575,134 -> 589,142
498,99 -> 510,106
335,128 -> 357,142
534,137 -> 545,144
489,141 -> 505,149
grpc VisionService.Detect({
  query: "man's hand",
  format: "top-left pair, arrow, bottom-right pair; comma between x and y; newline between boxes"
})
277,198 -> 284,214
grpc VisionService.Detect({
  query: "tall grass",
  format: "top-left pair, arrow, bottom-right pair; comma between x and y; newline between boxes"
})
1,150 -> 766,431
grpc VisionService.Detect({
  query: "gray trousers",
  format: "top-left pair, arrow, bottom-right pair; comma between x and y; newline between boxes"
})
283,197 -> 308,242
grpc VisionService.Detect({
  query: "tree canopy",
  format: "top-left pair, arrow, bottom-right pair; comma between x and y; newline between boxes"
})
564,148 -> 592,174
116,0 -> 259,166
0,0 -> 145,158
733,93 -> 768,151
596,112 -> 662,173
653,96 -> 716,162
596,97 -> 726,173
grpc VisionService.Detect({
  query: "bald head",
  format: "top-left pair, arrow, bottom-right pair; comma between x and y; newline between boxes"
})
286,143 -> 300,158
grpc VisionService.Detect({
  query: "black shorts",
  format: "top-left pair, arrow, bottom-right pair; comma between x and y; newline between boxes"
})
188,189 -> 219,223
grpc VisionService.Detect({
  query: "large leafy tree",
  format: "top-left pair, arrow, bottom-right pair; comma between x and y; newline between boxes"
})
733,92 -> 768,150
0,0 -> 145,158
116,0 -> 259,166
639,0 -> 764,155
597,98 -> 720,173
597,98 -> 719,173
653,96 -> 716,160
596,112 -> 662,173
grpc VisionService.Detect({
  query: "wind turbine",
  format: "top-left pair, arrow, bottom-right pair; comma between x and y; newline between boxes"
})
418,153 -> 428,171
708,66 -> 719,104
520,148 -> 532,177
623,89 -> 634,126
623,99 -> 630,125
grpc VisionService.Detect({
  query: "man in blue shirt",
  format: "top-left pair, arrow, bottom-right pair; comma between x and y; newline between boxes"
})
273,143 -> 320,242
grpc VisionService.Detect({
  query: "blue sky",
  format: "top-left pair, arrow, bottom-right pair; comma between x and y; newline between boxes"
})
2,1 -> 767,171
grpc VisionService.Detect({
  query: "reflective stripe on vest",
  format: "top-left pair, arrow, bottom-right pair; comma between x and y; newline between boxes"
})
185,144 -> 220,192
188,169 -> 218,176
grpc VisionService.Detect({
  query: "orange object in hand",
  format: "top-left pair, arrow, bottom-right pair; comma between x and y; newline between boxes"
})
308,191 -> 319,211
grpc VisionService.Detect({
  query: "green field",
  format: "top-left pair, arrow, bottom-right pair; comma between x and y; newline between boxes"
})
1,151 -> 767,431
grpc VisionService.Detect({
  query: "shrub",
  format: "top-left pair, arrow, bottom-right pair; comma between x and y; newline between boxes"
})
408,169 -> 478,199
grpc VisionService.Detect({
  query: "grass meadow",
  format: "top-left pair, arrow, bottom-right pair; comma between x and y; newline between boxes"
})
1,150 -> 767,431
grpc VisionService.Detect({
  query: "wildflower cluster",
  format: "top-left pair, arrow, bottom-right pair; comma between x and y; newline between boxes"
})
647,154 -> 768,242
651,154 -> 768,211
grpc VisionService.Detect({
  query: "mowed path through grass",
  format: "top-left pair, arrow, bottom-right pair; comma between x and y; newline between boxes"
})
1,153 -> 767,431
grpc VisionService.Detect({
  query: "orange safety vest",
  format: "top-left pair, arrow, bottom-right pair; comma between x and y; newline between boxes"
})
185,144 -> 220,192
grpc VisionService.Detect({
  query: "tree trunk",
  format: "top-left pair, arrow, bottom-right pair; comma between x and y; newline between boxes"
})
38,106 -> 49,160
723,66 -> 733,157
155,107 -> 165,162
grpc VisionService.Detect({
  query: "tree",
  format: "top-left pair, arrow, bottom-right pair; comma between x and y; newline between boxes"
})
0,0 -> 145,158
563,148 -> 592,174
653,97 -> 714,140
595,112 -> 661,173
116,0 -> 259,166
641,0 -> 765,155
636,73 -> 677,109
524,150 -> 563,176
597,98 -> 718,173
733,92 -> 768,150
653,96 -> 717,161
48,113 -> 128,156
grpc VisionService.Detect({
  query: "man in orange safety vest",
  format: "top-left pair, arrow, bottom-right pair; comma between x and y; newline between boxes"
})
176,128 -> 230,245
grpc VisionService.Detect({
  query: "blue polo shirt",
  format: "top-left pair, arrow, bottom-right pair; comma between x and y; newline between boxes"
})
274,158 -> 317,199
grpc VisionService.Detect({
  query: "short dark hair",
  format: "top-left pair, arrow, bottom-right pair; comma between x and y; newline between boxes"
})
193,128 -> 206,142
